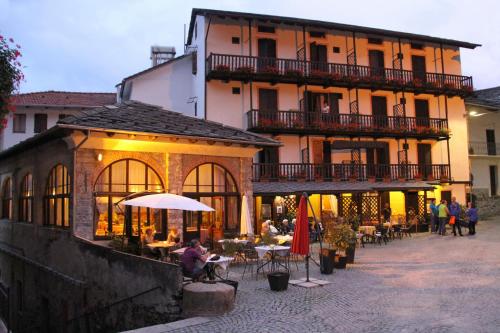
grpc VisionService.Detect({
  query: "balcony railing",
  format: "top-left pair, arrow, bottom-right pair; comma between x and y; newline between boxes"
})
468,141 -> 500,156
252,163 -> 451,182
247,110 -> 449,139
207,53 -> 473,96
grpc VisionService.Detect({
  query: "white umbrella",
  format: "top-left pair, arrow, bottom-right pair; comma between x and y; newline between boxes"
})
122,193 -> 214,211
240,195 -> 254,236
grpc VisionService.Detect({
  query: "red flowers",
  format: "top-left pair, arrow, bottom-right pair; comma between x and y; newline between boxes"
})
0,35 -> 24,128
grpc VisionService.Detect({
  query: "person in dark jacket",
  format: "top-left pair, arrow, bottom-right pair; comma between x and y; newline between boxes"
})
448,197 -> 463,236
466,202 -> 478,235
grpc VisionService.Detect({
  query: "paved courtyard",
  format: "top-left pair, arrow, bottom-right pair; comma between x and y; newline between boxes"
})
172,219 -> 500,333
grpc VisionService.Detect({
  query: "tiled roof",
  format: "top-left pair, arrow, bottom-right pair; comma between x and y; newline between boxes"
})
253,181 -> 434,195
58,100 -> 280,146
13,91 -> 116,107
465,86 -> 500,110
188,8 -> 480,49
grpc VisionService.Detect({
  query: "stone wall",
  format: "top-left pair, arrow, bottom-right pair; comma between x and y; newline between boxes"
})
472,188 -> 500,219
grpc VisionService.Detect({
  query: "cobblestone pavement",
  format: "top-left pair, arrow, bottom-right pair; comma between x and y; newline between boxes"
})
175,220 -> 500,333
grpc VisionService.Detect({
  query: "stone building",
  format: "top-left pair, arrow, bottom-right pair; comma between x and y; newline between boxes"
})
0,100 -> 278,332
0,91 -> 116,151
466,86 -> 500,217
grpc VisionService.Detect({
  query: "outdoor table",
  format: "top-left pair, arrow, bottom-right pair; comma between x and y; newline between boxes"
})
359,226 -> 376,235
254,245 -> 291,275
204,255 -> 234,280
172,246 -> 208,255
147,241 -> 177,260
218,239 -> 249,249
383,222 -> 391,228
274,235 -> 293,245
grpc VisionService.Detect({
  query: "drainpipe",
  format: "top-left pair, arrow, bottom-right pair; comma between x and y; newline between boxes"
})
440,43 -> 452,180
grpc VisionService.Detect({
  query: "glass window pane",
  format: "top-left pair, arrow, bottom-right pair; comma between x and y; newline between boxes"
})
147,169 -> 163,192
64,198 -> 69,227
183,169 -> 197,192
111,197 -> 126,235
213,165 -> 226,192
111,160 -> 127,192
56,198 -> 62,226
198,164 -> 212,192
95,197 -> 109,236
226,196 -> 238,231
186,211 -> 199,232
49,199 -> 55,224
226,174 -> 237,193
128,160 -> 146,193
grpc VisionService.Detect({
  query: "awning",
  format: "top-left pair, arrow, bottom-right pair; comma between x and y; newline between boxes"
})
252,181 -> 435,195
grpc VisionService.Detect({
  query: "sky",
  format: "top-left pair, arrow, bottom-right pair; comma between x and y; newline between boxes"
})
1,0 -> 499,93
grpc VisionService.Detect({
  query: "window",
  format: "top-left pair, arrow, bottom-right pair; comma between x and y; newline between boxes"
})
13,114 -> 26,133
232,87 -> 240,95
411,42 -> 424,50
1,178 -> 12,220
368,37 -> 383,45
44,164 -> 71,228
182,163 -> 239,242
309,31 -> 325,38
231,37 -> 240,44
34,114 -> 48,133
332,46 -> 340,54
257,25 -> 275,33
94,159 -> 165,238
490,165 -> 498,196
58,114 -> 69,120
19,173 -> 33,222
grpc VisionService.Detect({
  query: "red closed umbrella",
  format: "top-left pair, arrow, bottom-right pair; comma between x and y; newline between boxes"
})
291,195 -> 312,281
291,195 -> 309,255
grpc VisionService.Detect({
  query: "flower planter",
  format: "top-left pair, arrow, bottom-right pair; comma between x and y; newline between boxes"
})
320,249 -> 336,274
345,244 -> 356,264
267,271 -> 290,291
334,255 -> 347,269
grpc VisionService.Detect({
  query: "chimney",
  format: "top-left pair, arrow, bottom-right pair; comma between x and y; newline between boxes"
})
150,46 -> 176,67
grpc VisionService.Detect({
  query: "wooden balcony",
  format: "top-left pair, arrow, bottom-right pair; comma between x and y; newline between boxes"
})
252,163 -> 451,182
247,110 -> 449,139
207,53 -> 473,97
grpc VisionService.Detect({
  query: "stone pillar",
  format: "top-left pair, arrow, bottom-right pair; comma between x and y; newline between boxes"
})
167,153 -> 184,240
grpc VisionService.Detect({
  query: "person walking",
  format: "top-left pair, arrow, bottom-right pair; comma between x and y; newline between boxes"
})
466,202 -> 478,235
429,199 -> 438,233
437,199 -> 450,236
449,196 -> 463,236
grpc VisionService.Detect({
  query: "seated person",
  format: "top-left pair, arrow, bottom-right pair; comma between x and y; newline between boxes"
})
142,228 -> 155,245
290,218 -> 296,232
167,227 -> 180,243
180,239 -> 209,279
269,222 -> 278,235
280,219 -> 291,234
260,221 -> 271,237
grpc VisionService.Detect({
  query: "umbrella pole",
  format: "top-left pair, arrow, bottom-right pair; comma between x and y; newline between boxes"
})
304,192 -> 323,268
306,255 -> 310,282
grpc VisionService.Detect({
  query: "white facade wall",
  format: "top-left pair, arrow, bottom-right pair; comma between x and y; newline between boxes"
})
0,107 -> 82,151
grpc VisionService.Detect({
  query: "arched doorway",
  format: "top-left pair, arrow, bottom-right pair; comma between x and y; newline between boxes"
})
182,163 -> 239,243
94,159 -> 165,239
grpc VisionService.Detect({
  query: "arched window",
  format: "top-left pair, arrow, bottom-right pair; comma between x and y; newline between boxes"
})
94,159 -> 165,238
1,178 -> 12,220
44,164 -> 71,227
19,173 -> 33,222
182,163 -> 239,242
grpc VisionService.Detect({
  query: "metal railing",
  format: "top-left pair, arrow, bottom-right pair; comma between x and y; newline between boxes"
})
207,53 -> 473,94
252,163 -> 450,182
468,141 -> 500,156
247,110 -> 448,137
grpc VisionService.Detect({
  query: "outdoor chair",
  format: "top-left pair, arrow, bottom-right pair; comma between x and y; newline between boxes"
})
241,244 -> 260,278
400,223 -> 412,238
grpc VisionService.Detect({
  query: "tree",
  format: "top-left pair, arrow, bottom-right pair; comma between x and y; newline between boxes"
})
0,35 -> 23,129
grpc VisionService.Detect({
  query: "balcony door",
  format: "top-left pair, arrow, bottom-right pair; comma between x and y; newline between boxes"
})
310,43 -> 328,72
258,38 -> 277,70
412,55 -> 426,82
368,50 -> 385,77
486,129 -> 496,155
415,99 -> 430,128
417,143 -> 432,178
367,145 -> 389,178
259,88 -> 278,124
371,96 -> 388,128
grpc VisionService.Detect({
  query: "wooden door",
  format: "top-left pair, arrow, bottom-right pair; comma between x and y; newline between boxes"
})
371,96 -> 388,128
310,43 -> 328,71
417,143 -> 432,177
415,99 -> 430,127
412,55 -> 426,82
369,50 -> 385,77
258,38 -> 277,70
486,129 -> 496,155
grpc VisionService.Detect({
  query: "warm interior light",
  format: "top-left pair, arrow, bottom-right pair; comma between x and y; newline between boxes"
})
97,153 -> 103,161
469,111 -> 478,116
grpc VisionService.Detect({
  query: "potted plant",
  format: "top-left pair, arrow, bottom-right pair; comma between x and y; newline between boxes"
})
345,216 -> 360,264
319,218 -> 337,274
323,223 -> 356,269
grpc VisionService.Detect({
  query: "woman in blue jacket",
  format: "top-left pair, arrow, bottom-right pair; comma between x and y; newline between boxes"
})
466,202 -> 478,235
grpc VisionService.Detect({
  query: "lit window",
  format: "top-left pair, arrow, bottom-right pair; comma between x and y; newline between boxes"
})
1,178 -> 12,220
19,173 -> 33,222
94,159 -> 165,238
44,164 -> 71,228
